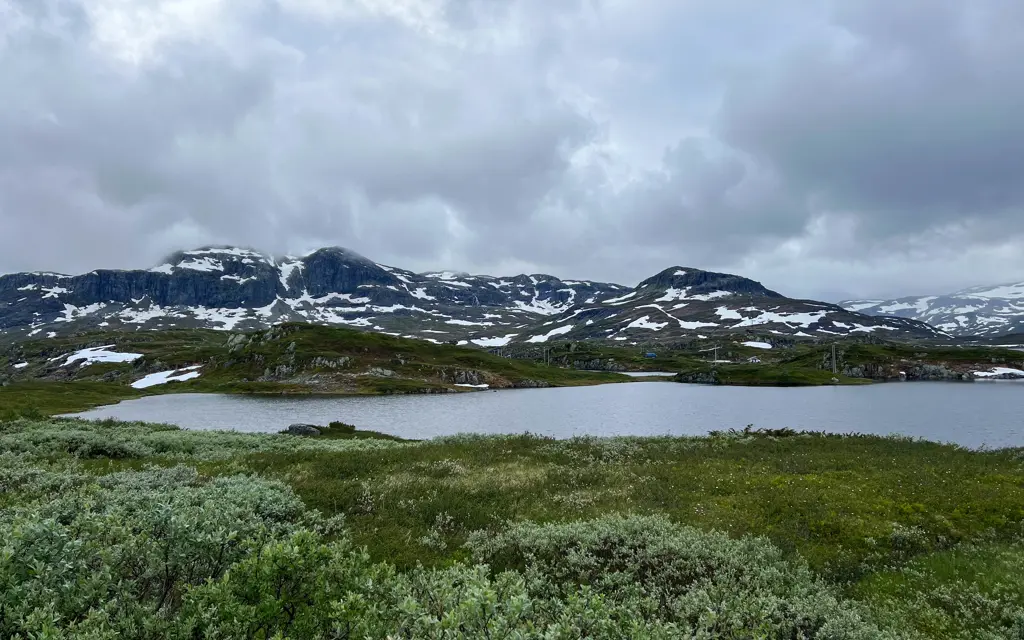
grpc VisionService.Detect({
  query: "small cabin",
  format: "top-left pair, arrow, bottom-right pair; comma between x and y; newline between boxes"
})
747,356 -> 762,364
644,352 -> 657,359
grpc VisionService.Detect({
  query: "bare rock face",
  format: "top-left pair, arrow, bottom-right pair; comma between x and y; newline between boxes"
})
284,423 -> 321,436
441,369 -> 486,385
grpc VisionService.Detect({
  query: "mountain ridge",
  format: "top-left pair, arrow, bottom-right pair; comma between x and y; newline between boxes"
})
0,246 -> 945,344
841,282 -> 1024,338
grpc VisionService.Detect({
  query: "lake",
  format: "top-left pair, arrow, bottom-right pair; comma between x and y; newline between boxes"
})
66,380 -> 1024,449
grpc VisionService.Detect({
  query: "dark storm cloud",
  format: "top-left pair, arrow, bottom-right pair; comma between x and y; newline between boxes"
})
2,0 -> 1024,299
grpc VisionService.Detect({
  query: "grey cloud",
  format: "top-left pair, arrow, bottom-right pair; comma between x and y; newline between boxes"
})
2,0 -> 1024,301
718,0 -> 1024,241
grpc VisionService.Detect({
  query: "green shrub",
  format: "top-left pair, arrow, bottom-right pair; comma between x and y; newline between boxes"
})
0,465 -> 308,638
467,514 -> 892,639
0,417 -> 410,461
0,456 -> 894,639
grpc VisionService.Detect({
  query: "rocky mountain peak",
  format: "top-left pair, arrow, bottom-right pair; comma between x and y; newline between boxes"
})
635,267 -> 782,300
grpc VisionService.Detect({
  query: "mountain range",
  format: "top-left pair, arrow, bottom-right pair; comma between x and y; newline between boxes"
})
0,246 -> 947,344
842,283 -> 1024,338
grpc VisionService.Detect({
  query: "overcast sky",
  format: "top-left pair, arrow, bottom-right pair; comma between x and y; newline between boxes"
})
2,0 -> 1023,301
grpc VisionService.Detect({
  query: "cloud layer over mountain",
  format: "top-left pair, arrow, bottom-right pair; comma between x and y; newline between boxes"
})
2,0 -> 1023,300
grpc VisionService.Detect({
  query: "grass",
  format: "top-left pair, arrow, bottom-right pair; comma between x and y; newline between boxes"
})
854,543 -> 1024,638
6,326 -> 1023,422
2,417 -> 1023,638
511,337 -> 1024,387
673,362 -> 872,386
0,380 -> 143,419
234,431 -> 1024,581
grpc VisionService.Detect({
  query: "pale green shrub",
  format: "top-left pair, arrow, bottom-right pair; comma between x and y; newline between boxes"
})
183,538 -> 681,639
0,418 -> 409,461
0,466 -> 308,638
466,514 -> 896,639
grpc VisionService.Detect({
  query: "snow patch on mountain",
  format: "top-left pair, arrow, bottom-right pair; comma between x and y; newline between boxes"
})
715,307 -> 743,320
513,295 -> 569,316
656,288 -> 731,303
974,367 -> 1024,378
626,316 -> 668,331
64,346 -> 143,367
177,256 -> 223,272
603,291 -> 637,304
526,325 -> 574,343
278,258 -> 303,290
132,365 -> 203,389
471,334 -> 518,347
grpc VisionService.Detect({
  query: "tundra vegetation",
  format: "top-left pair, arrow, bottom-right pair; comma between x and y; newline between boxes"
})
4,324 -> 1023,419
1,417 -> 1022,639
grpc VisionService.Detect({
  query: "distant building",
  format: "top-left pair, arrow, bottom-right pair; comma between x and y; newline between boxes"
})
748,356 -> 761,364
644,352 -> 657,358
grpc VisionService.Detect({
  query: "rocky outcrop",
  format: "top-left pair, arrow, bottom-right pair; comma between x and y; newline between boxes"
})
569,358 -> 628,372
840,363 -> 975,382
284,424 -> 321,436
512,379 -> 552,389
440,369 -> 487,385
673,370 -> 720,385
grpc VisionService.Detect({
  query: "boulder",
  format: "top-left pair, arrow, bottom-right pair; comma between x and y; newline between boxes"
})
285,423 -> 321,436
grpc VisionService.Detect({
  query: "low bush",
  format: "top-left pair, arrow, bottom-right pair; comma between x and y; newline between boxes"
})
0,460 -> 890,638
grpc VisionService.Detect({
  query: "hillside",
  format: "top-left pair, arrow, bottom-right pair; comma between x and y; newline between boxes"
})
842,282 -> 1024,337
513,267 -> 944,343
0,324 -> 626,416
1,247 -> 944,344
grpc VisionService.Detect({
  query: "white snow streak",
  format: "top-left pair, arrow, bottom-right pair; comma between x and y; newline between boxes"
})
625,316 -> 668,331
602,291 -> 637,304
65,346 -> 143,367
278,259 -> 304,290
177,257 -> 223,272
526,325 -> 574,343
974,367 -> 1024,378
131,365 -> 203,389
471,334 -> 518,347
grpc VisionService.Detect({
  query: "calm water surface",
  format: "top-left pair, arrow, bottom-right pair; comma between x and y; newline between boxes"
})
67,380 -> 1024,449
